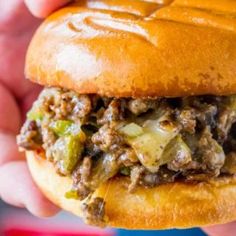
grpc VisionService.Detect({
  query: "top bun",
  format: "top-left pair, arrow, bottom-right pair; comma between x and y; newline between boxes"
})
25,0 -> 236,98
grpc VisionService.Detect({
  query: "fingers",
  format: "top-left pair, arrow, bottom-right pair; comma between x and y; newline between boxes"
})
0,161 -> 60,217
202,222 -> 236,236
0,132 -> 24,166
0,129 -> 60,217
24,0 -> 72,18
0,84 -> 21,133
0,0 -> 60,218
0,84 -> 59,217
0,0 -> 40,32
19,85 -> 42,120
0,9 -> 40,98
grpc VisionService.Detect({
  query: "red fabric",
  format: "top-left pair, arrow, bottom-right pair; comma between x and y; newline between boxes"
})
4,228 -> 114,236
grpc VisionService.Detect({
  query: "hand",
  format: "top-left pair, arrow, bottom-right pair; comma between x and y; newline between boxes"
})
202,222 -> 236,236
25,0 -> 72,18
2,1 -> 236,233
0,0 -> 70,217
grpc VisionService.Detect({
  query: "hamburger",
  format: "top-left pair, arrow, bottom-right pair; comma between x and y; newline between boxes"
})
17,0 -> 236,229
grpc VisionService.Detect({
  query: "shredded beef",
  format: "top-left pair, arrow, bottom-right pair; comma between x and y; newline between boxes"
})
17,87 -> 236,227
71,157 -> 93,199
196,104 -> 218,128
198,127 -> 225,173
17,120 -> 42,150
176,108 -> 196,134
18,88 -> 236,183
98,99 -> 123,124
41,123 -> 57,161
167,150 -> 192,172
71,94 -> 92,119
92,124 -> 124,151
82,197 -> 106,227
127,99 -> 158,115
222,152 -> 236,174
80,156 -> 92,183
217,108 -> 236,144
141,167 -> 178,187
128,166 -> 145,192
118,148 -> 139,167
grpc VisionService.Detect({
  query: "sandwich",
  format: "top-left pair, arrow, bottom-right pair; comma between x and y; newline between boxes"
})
17,0 -> 236,229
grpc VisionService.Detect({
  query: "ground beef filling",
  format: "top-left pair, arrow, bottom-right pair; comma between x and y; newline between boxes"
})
17,87 -> 236,226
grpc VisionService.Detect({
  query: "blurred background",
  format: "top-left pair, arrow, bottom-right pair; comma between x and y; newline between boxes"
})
0,199 -> 206,236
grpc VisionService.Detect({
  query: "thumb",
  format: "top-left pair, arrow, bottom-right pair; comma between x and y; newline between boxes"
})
202,222 -> 236,236
24,0 -> 72,18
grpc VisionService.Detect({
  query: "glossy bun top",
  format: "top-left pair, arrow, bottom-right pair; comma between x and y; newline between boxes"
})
26,0 -> 236,97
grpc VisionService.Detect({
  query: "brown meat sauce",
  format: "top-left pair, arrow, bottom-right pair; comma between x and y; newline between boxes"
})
17,87 -> 236,226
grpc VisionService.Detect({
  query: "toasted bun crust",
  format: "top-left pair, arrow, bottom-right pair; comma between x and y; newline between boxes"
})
27,151 -> 236,229
25,0 -> 236,98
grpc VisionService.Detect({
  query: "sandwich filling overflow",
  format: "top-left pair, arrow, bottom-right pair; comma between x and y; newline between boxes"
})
18,87 -> 236,226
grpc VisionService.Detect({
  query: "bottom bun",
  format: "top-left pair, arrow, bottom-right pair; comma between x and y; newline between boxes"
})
27,151 -> 236,229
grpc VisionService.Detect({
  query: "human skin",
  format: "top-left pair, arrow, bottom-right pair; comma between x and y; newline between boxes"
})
0,0 -> 234,234
0,0 -> 71,217
203,223 -> 236,236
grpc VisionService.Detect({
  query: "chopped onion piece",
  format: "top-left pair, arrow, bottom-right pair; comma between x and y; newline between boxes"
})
119,123 -> 143,137
162,135 -> 192,169
121,116 -> 179,173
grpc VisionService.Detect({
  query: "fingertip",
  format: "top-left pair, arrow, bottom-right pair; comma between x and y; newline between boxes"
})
25,0 -> 72,18
25,187 -> 60,218
0,161 -> 60,217
26,196 -> 60,218
202,222 -> 236,236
